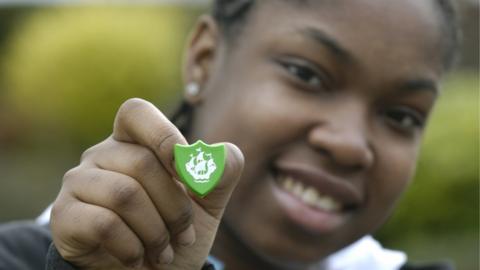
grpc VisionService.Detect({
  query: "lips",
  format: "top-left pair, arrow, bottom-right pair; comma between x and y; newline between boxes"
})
270,161 -> 364,234
274,162 -> 363,210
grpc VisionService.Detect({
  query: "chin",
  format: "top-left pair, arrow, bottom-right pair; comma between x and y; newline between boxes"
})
227,212 -> 357,268
245,236 -> 336,269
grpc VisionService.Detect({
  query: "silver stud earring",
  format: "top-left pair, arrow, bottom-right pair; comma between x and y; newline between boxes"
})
185,82 -> 200,97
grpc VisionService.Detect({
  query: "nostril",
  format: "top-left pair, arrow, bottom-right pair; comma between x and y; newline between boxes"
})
317,148 -> 329,157
308,123 -> 374,172
335,148 -> 373,173
314,143 -> 373,174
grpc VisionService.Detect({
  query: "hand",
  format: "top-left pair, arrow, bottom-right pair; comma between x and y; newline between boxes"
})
50,98 -> 244,270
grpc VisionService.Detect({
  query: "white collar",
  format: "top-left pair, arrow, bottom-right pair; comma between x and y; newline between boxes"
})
318,235 -> 406,270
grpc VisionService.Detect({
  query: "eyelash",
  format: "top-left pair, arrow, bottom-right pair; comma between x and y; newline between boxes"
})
278,59 -> 329,92
383,106 -> 425,132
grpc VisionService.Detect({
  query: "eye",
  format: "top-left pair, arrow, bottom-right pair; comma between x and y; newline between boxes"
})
384,106 -> 425,131
284,63 -> 323,88
276,58 -> 330,91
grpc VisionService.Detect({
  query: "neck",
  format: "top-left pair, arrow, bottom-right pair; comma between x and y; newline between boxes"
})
211,221 -> 282,270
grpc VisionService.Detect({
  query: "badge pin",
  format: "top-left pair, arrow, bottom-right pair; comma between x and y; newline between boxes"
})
174,140 -> 226,197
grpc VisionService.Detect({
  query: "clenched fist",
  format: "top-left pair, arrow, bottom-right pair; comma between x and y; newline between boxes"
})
50,98 -> 244,270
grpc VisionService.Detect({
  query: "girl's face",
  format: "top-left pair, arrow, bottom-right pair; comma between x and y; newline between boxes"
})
187,0 -> 446,266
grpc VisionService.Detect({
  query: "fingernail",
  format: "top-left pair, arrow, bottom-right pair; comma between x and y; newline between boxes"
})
157,244 -> 174,265
177,225 -> 195,246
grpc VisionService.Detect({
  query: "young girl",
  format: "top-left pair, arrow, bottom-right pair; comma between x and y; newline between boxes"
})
1,0 -> 460,269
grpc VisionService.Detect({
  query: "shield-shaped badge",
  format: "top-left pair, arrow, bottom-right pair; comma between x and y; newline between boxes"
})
174,140 -> 226,197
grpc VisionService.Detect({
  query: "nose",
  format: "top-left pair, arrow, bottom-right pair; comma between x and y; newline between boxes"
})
307,109 -> 374,173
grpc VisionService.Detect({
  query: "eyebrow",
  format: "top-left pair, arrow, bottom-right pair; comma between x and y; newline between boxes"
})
301,27 -> 354,63
399,79 -> 439,96
300,27 -> 438,96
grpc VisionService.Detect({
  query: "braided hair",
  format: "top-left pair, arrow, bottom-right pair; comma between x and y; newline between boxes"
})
171,0 -> 461,133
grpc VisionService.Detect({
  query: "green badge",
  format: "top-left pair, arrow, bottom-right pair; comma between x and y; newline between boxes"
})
174,140 -> 226,197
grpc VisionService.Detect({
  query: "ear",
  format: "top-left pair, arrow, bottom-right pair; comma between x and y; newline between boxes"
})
182,15 -> 220,104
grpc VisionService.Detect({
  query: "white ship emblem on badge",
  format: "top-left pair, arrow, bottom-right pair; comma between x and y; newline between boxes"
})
185,147 -> 217,183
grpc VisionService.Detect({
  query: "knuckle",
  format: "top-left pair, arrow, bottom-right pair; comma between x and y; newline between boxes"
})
115,98 -> 143,130
52,190 -> 79,228
120,246 -> 144,267
50,201 -> 65,223
168,203 -> 194,235
132,148 -> 158,173
62,167 -> 80,185
92,211 -> 120,241
121,98 -> 144,110
154,126 -> 175,149
117,98 -> 147,120
123,97 -> 147,109
80,139 -> 110,162
80,145 -> 96,162
153,129 -> 176,153
146,233 -> 170,251
109,180 -> 143,210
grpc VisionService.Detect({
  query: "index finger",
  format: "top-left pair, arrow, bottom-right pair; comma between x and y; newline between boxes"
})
112,98 -> 187,176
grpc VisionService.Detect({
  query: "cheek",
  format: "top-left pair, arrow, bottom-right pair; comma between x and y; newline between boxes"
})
366,140 -> 419,226
212,82 -> 309,156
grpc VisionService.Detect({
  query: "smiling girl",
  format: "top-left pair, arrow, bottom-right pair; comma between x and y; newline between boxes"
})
0,0 -> 460,269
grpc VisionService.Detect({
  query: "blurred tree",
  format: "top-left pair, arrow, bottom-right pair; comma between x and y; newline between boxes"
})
2,7 -> 191,148
0,8 -> 30,48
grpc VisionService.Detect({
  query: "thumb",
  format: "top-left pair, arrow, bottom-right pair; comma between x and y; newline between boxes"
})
192,142 -> 244,219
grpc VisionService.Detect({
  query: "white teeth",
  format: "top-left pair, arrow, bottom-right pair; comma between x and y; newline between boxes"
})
316,196 -> 341,212
283,177 -> 294,190
279,175 -> 341,212
292,181 -> 304,197
301,187 -> 318,205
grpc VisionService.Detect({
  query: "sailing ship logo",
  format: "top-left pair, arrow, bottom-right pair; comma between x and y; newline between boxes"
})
174,140 -> 226,197
185,148 -> 217,182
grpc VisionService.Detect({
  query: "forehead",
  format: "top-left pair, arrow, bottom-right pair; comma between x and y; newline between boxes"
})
238,0 -> 445,78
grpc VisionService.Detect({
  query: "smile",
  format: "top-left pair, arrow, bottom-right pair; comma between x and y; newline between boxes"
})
270,162 -> 363,234
278,174 -> 341,212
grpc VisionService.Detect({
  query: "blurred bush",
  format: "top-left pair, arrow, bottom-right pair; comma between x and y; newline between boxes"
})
2,7 -> 191,147
376,71 -> 479,268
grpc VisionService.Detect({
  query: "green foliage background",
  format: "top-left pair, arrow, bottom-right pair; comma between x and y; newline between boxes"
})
2,7 -> 191,146
0,6 -> 477,270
